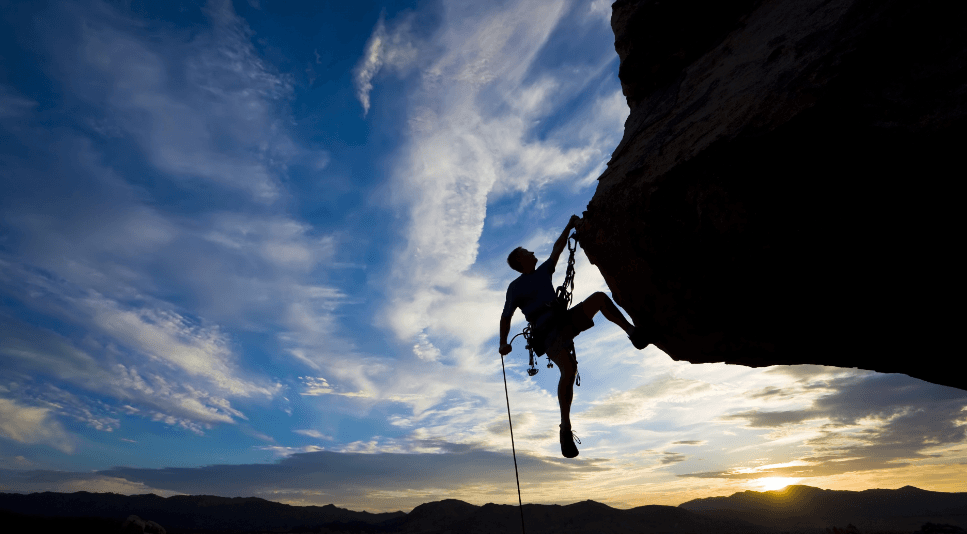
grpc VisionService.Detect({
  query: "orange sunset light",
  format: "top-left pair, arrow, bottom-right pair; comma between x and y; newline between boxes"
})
752,477 -> 804,492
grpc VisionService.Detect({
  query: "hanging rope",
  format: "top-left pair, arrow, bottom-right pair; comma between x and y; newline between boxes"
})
500,353 -> 526,534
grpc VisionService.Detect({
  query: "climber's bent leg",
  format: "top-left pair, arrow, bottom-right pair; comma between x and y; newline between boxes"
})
578,291 -> 633,335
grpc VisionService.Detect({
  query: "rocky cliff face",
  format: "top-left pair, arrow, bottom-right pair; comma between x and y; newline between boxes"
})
582,0 -> 965,389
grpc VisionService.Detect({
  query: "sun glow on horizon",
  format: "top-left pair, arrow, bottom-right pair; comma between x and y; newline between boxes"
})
752,477 -> 804,492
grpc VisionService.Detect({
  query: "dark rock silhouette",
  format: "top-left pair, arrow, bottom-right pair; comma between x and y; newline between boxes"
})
915,523 -> 967,534
0,507 -> 125,534
581,0 -> 966,390
122,514 -> 166,534
387,498 -> 479,532
4,487 -> 966,533
378,498 -> 775,534
0,491 -> 403,532
679,485 -> 967,532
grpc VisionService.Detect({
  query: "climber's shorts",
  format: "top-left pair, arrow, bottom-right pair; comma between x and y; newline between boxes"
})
544,304 -> 594,358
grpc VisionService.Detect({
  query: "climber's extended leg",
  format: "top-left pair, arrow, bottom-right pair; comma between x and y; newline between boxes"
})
577,291 -> 650,349
546,345 -> 579,458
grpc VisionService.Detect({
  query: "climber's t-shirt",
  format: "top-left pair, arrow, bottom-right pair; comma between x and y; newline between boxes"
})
502,259 -> 557,333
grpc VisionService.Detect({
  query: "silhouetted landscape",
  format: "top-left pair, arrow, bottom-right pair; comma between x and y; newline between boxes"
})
2,485 -> 965,534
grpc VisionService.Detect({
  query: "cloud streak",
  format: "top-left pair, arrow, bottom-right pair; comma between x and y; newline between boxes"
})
0,443 -> 610,511
353,11 -> 419,116
44,0 -> 296,202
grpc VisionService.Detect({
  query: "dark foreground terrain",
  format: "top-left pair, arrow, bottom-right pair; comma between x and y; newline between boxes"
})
2,485 -> 965,534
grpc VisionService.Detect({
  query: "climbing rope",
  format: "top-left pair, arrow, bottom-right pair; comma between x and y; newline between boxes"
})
499,352 -> 526,534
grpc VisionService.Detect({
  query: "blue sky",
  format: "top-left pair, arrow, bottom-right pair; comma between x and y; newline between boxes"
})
1,0 -> 965,513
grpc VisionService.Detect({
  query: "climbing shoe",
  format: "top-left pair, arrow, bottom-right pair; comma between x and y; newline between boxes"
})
629,326 -> 650,350
560,425 -> 580,458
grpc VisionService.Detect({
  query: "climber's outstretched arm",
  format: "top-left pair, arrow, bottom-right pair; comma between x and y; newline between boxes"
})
547,215 -> 580,269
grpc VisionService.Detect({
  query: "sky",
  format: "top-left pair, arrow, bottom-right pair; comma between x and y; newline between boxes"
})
1,0 -> 965,514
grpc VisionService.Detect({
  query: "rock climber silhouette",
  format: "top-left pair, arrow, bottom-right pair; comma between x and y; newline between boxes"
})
499,214 -> 650,458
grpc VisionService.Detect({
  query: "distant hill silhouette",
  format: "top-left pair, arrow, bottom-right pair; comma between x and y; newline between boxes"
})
3,486 -> 966,533
0,491 -> 771,534
679,485 -> 967,532
380,499 -> 774,533
0,491 -> 403,533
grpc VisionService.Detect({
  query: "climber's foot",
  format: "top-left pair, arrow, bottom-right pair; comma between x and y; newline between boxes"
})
560,425 -> 580,458
629,326 -> 650,350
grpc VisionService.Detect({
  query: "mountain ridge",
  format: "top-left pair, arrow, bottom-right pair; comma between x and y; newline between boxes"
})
0,490 -> 404,532
678,485 -> 967,532
3,485 -> 966,533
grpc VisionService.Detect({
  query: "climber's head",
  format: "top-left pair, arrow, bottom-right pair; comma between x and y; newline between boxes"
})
508,247 -> 537,273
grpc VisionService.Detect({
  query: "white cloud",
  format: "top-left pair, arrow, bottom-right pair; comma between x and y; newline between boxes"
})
412,332 -> 442,362
294,429 -> 333,440
0,313 -> 264,432
34,385 -> 121,432
202,213 -> 336,272
582,376 -> 717,426
354,15 -> 386,116
83,299 -> 264,396
259,445 -> 326,457
354,12 -> 420,115
0,398 -> 75,453
589,0 -> 612,20
49,0 -> 296,202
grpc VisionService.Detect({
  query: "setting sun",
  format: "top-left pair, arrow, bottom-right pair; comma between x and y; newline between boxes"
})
753,477 -> 804,492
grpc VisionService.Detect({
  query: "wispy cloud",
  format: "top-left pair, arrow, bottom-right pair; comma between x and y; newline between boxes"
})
0,84 -> 38,119
582,376 -> 717,425
294,429 -> 333,441
0,312 -> 267,434
43,0 -> 296,202
353,11 -> 419,116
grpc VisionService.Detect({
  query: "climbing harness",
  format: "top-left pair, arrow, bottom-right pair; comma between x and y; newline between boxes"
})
510,232 -> 581,386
